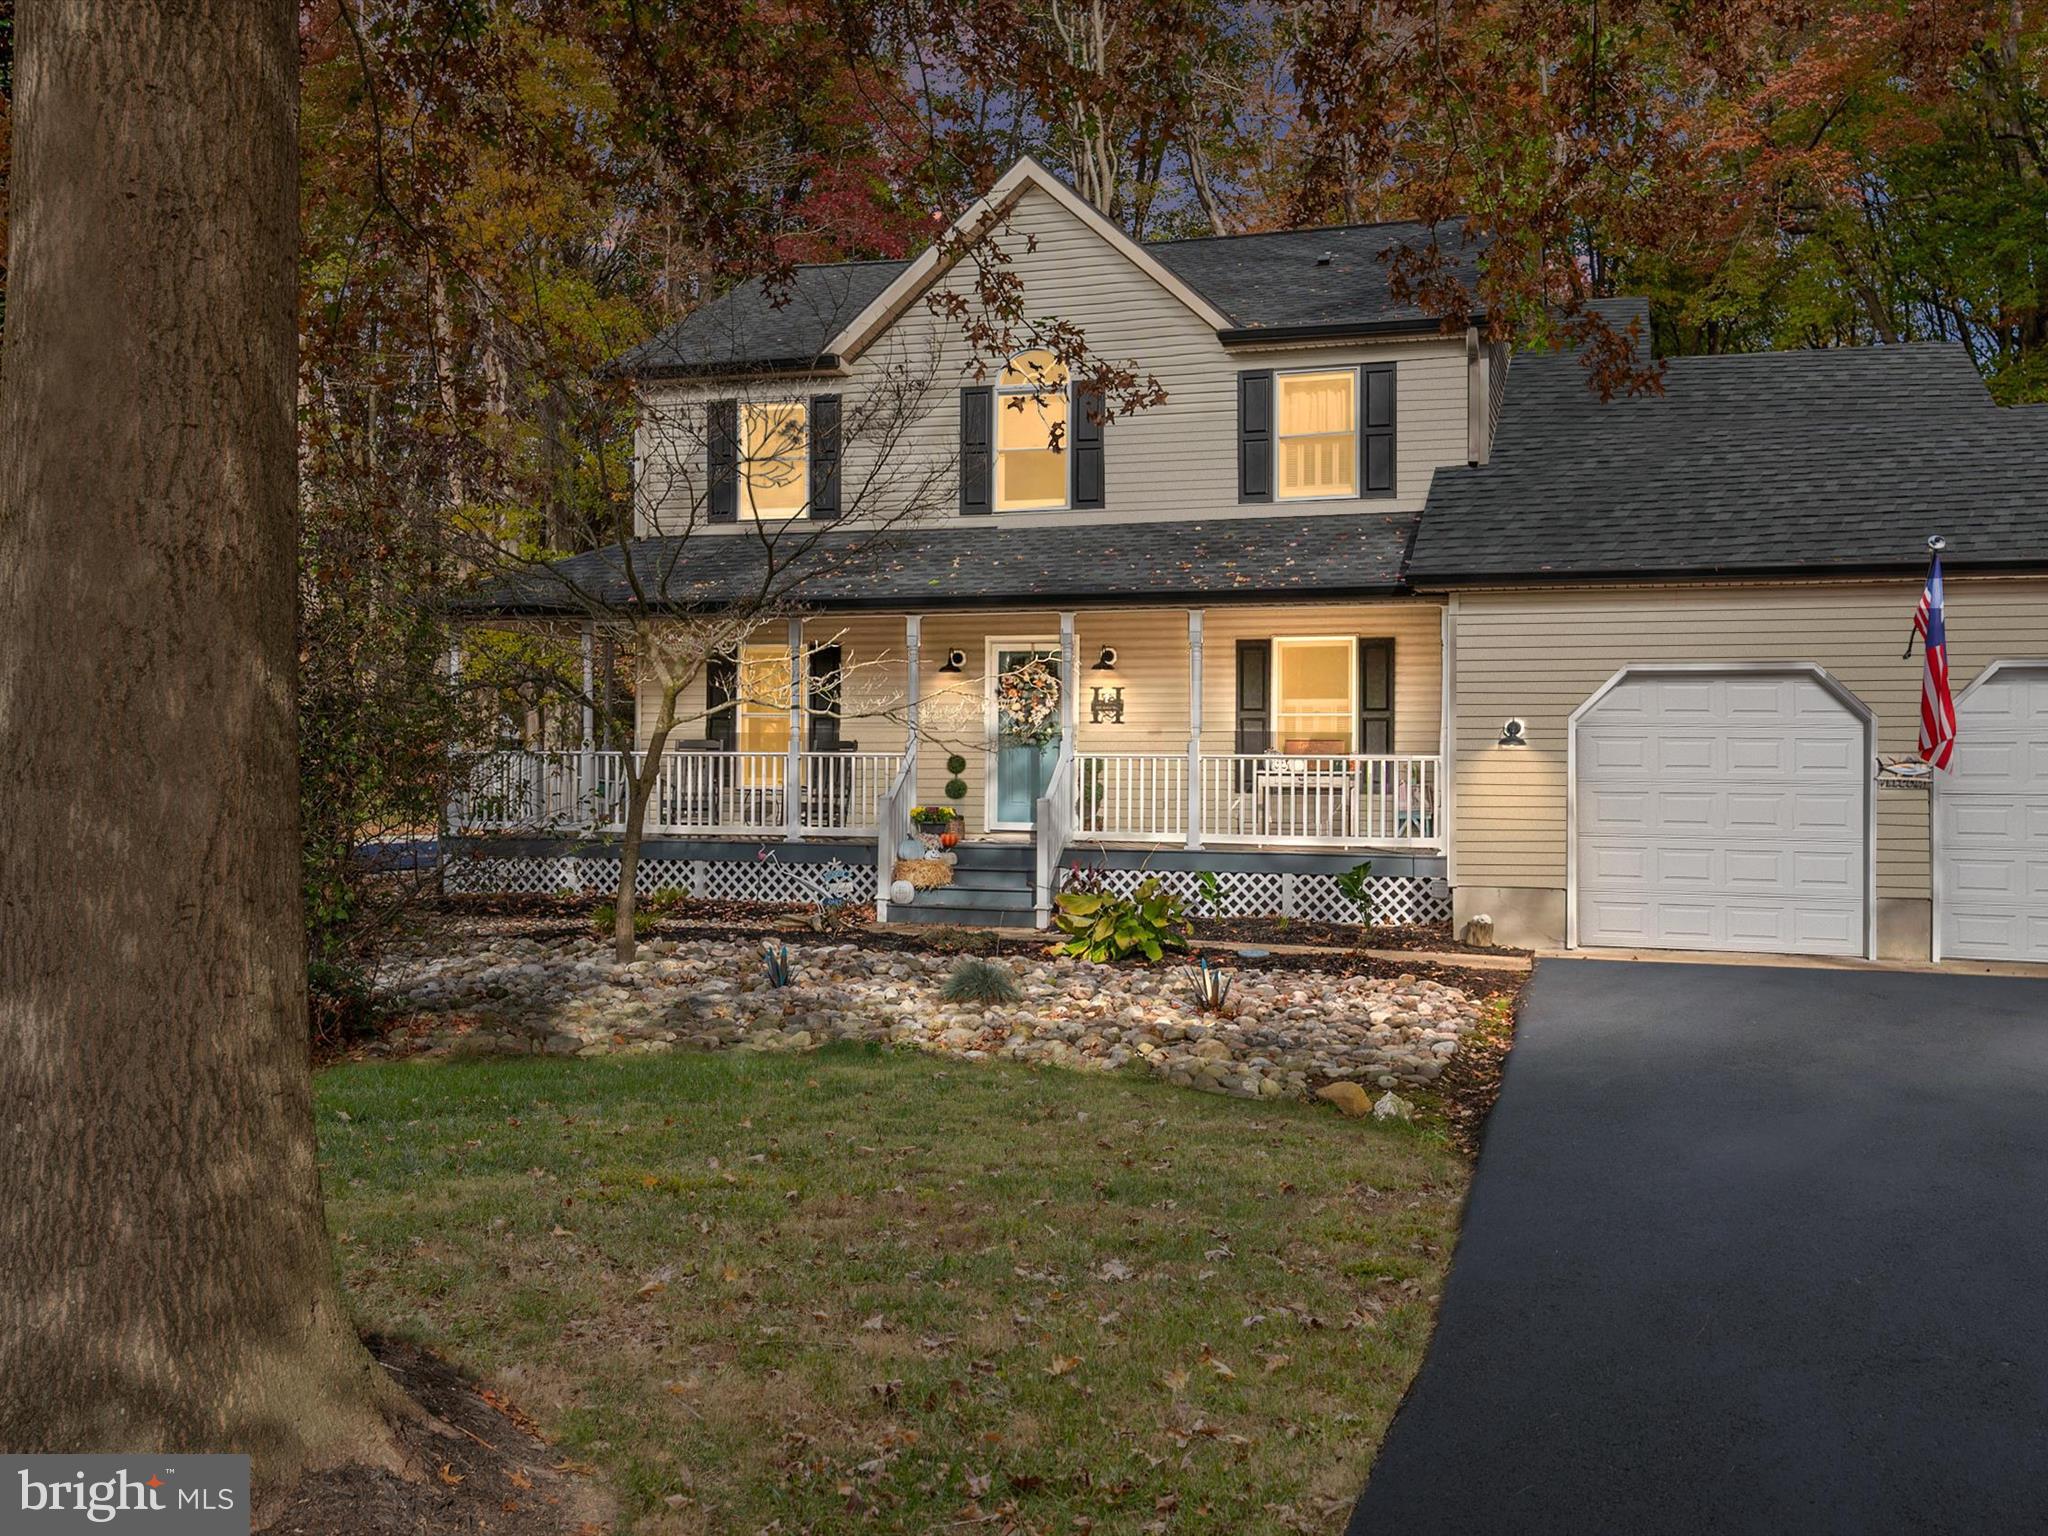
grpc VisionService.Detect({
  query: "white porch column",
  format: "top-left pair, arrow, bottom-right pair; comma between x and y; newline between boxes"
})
1186,608 -> 1204,850
784,616 -> 804,842
579,625 -> 596,831
903,614 -> 923,774
1059,610 -> 1078,745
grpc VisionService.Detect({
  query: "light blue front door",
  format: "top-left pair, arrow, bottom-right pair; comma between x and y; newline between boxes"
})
992,646 -> 1062,828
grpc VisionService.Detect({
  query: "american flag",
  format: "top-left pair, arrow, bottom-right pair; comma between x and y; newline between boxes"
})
1907,552 -> 1957,769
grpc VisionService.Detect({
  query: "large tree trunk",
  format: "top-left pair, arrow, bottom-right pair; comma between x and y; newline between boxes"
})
0,0 -> 402,1496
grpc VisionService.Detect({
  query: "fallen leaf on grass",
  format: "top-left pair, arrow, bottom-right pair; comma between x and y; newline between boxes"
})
1262,1352 -> 1293,1374
1159,1368 -> 1190,1393
1044,1355 -> 1082,1377
506,1468 -> 533,1490
437,1464 -> 464,1486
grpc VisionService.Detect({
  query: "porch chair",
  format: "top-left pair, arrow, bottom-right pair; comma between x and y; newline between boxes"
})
659,739 -> 724,831
800,741 -> 862,832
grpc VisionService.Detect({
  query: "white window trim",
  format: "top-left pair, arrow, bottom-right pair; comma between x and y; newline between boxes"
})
736,642 -> 800,754
1274,367 -> 1360,504
1270,635 -> 1359,755
994,354 -> 1072,513
740,400 -> 810,520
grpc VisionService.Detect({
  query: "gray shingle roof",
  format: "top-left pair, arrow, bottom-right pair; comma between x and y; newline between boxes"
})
612,260 -> 909,378
1150,220 -> 1482,333
613,219 -> 1485,377
462,513 -> 1417,614
1411,343 -> 2048,582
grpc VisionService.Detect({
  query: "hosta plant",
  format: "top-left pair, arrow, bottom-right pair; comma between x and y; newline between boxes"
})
1053,878 -> 1191,964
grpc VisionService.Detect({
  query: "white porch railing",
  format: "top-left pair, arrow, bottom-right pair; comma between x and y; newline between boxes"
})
1071,751 -> 1442,849
873,752 -> 917,920
450,749 -> 901,839
1034,744 -> 1077,928
1074,752 -> 1188,842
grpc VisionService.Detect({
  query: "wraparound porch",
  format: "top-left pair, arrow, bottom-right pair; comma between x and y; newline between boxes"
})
446,598 -> 1450,924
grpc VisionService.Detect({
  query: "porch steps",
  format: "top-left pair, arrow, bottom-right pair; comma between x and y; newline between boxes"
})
888,842 -> 1039,929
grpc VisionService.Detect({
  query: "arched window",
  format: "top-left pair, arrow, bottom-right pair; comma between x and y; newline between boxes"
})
995,349 -> 1070,511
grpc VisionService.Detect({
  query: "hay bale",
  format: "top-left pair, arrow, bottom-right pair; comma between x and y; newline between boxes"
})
893,857 -> 954,889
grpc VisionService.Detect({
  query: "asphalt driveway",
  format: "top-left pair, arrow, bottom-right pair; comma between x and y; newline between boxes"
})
1348,958 -> 2048,1536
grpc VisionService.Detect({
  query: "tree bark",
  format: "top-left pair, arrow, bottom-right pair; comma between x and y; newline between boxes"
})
0,0 -> 403,1496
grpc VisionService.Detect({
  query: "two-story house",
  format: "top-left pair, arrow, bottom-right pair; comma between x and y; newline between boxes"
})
453,157 -> 2048,966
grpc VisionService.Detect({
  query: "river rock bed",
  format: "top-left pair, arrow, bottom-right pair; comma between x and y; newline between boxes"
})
369,934 -> 1484,1101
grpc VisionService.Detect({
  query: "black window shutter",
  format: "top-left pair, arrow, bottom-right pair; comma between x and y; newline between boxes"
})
1235,639 -> 1271,754
1238,370 -> 1273,503
707,399 -> 739,522
1358,638 -> 1395,753
808,395 -> 841,519
960,386 -> 993,514
806,644 -> 843,751
1361,364 -> 1396,498
705,649 -> 738,750
1070,385 -> 1105,510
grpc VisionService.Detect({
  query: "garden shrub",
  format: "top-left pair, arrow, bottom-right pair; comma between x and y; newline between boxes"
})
939,957 -> 1023,1006
1053,877 -> 1190,963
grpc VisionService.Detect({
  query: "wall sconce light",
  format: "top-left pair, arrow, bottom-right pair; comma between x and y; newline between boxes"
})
1092,646 -> 1118,672
1499,718 -> 1528,747
937,649 -> 966,674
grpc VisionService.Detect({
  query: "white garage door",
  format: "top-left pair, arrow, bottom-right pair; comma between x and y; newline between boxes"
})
1574,670 -> 1868,957
1937,663 -> 2048,963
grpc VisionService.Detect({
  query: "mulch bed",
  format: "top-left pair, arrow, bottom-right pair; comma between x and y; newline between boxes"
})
1422,989 -> 1522,1158
258,1336 -> 610,1536
1190,915 -> 1532,957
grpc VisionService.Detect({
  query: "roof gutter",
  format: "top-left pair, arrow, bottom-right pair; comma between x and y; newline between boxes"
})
1409,555 -> 2048,589
602,353 -> 845,383
1217,313 -> 1486,348
455,580 -> 1415,620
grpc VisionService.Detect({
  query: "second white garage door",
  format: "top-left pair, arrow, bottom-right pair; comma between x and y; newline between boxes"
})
1573,668 -> 1870,957
1936,662 -> 2048,963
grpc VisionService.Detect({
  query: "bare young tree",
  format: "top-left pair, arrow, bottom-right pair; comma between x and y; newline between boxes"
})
455,330 -> 958,962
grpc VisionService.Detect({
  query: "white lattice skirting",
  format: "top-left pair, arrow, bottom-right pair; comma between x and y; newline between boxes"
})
443,854 -> 868,904
1076,866 -> 1452,927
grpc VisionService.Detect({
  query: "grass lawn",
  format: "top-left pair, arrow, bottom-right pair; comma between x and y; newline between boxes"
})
317,1045 -> 1468,1534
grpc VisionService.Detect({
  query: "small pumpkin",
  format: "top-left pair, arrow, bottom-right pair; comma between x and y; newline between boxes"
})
939,828 -> 961,850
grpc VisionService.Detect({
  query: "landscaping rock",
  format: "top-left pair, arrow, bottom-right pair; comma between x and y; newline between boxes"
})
1372,1091 -> 1416,1122
370,932 -> 1487,1108
1316,1082 -> 1374,1118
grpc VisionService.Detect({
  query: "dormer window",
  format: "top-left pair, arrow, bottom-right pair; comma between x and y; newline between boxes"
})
995,349 -> 1070,511
741,401 -> 808,518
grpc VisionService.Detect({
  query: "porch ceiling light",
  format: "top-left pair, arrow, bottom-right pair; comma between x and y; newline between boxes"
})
937,649 -> 966,673
1092,646 -> 1118,672
1499,718 -> 1528,747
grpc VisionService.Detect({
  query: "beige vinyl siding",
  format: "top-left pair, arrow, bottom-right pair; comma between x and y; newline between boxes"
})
1450,578 -> 2048,900
635,181 -> 1472,536
638,600 -> 1444,835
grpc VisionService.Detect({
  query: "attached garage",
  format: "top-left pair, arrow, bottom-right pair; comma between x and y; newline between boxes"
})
1935,661 -> 2048,963
1571,666 -> 1874,958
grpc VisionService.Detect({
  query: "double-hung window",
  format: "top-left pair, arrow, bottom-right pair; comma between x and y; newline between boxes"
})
740,401 -> 808,518
1271,637 -> 1356,755
995,349 -> 1070,511
1276,370 -> 1357,500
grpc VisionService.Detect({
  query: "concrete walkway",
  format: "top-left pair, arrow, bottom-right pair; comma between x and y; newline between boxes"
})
1347,958 -> 2048,1536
